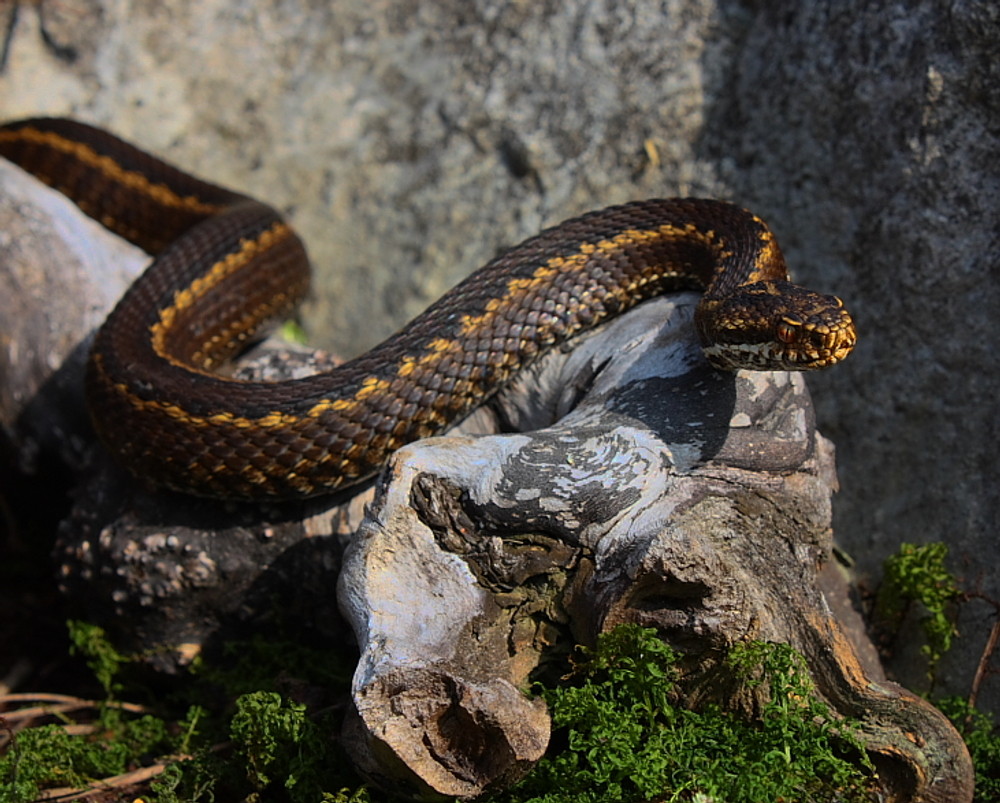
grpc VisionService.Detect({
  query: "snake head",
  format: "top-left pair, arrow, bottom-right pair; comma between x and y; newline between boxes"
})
696,280 -> 856,371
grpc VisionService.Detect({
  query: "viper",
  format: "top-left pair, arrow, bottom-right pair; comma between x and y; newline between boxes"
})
0,118 -> 855,499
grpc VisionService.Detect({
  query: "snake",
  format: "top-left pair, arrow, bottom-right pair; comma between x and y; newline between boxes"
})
0,118 -> 855,500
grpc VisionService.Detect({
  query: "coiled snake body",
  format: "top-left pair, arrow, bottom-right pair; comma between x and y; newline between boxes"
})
0,119 -> 855,499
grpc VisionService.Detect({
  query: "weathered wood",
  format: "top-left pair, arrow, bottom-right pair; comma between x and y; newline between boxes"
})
338,298 -> 974,800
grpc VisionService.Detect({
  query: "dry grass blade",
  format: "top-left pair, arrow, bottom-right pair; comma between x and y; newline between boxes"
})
0,692 -> 151,747
31,761 -> 170,801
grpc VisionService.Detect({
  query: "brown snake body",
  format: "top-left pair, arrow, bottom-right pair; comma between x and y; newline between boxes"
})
0,118 -> 856,499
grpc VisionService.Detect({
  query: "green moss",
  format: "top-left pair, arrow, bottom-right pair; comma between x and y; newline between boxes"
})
5,621 -> 879,803
152,691 -> 370,803
0,709 -> 175,803
232,691 -> 352,802
875,541 -> 960,683
67,619 -> 130,698
1,621 -> 370,803
9,599 -> 995,803
0,623 -> 178,802
489,625 -> 876,803
938,696 -> 1000,803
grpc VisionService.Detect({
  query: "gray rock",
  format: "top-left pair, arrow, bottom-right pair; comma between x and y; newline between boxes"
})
0,160 -> 146,469
699,1 -> 1000,709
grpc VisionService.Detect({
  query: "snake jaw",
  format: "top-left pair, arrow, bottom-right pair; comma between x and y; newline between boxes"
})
792,314 -> 857,369
696,281 -> 856,371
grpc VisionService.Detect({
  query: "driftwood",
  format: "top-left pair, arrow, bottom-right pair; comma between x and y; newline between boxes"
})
336,298 -> 973,800
4,161 -> 974,801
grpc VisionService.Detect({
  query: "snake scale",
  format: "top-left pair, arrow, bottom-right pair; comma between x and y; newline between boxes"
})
0,118 -> 855,499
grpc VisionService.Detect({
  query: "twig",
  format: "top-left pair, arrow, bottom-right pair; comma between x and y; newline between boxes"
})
1,692 -> 150,712
969,611 -> 1000,713
0,694 -> 152,748
29,742 -> 232,802
32,762 -> 170,801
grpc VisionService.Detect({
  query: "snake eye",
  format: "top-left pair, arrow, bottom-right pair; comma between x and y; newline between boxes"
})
777,316 -> 802,344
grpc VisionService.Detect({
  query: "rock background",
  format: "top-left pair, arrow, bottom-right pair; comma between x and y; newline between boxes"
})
1,0 -> 996,717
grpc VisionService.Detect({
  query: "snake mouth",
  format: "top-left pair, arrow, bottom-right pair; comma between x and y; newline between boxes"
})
702,326 -> 856,371
800,319 -> 857,368
776,330 -> 856,370
791,345 -> 854,369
